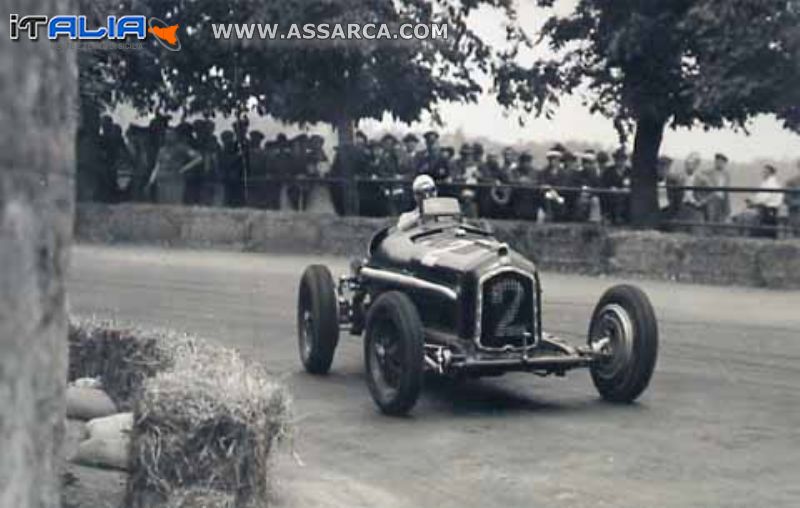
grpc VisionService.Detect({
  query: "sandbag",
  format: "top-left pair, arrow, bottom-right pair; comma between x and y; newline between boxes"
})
72,437 -> 131,471
71,377 -> 103,389
86,412 -> 133,441
66,386 -> 117,420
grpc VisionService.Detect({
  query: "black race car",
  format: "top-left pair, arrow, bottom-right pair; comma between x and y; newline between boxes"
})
297,197 -> 658,415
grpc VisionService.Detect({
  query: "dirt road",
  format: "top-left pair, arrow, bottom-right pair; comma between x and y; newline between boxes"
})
69,245 -> 800,508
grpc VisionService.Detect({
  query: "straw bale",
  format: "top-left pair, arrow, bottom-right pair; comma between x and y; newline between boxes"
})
127,342 -> 291,507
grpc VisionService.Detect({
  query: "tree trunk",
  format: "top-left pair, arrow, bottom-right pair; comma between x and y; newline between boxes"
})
333,116 -> 358,215
334,116 -> 355,147
630,114 -> 667,228
0,0 -> 76,506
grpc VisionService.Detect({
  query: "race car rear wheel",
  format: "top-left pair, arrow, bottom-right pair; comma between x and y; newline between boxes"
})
588,285 -> 658,403
364,291 -> 424,416
297,265 -> 339,374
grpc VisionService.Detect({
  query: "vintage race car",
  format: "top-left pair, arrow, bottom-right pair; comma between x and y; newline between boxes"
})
296,197 -> 658,415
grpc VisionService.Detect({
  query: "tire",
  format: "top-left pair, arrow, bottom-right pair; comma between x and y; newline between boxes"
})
364,291 -> 425,416
588,284 -> 658,403
297,265 -> 340,374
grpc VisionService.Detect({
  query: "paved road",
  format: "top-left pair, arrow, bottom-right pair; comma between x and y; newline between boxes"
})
69,245 -> 800,508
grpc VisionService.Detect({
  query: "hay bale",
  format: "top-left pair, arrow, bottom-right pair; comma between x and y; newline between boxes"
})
68,319 -> 187,409
165,488 -> 235,508
127,344 -> 291,508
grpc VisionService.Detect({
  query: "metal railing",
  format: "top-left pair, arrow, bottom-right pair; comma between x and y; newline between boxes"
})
103,173 -> 800,239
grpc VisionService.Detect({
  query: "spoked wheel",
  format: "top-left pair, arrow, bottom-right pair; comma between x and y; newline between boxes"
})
364,292 -> 424,416
297,265 -> 339,374
588,285 -> 658,403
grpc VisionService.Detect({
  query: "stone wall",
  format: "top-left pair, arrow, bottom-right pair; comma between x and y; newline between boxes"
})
75,203 -> 800,289
0,1 -> 76,506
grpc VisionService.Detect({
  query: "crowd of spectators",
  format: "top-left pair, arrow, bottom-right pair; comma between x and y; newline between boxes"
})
76,116 -> 800,237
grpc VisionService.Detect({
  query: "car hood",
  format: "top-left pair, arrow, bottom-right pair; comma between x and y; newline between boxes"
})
368,222 -> 536,282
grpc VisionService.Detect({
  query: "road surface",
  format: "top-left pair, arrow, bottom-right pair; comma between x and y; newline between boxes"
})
69,245 -> 800,508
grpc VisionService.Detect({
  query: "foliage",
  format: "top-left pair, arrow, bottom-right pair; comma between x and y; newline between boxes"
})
498,0 -> 800,134
80,0 -> 525,128
495,0 -> 800,226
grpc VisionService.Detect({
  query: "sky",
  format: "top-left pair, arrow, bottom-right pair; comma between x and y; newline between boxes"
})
361,1 -> 800,164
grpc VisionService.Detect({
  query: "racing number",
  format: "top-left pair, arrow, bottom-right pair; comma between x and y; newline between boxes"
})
491,280 -> 525,337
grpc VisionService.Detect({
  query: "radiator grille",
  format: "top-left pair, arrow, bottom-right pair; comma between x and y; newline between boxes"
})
478,271 -> 536,350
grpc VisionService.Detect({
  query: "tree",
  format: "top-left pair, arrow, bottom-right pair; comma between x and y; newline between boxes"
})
1,0 -> 76,506
496,0 -> 800,227
85,0 -> 523,142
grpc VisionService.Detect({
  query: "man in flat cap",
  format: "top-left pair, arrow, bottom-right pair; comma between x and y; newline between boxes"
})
573,150 -> 601,221
599,148 -> 631,225
539,145 -> 567,221
398,133 -> 419,177
511,151 -> 541,221
414,130 -> 450,183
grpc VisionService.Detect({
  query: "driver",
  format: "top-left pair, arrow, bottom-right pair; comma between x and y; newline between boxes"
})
397,174 -> 437,231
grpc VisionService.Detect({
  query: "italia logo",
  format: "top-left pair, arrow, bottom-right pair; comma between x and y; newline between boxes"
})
9,14 -> 181,51
148,17 -> 181,51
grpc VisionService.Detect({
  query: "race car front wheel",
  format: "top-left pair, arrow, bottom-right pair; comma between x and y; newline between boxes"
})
588,284 -> 658,403
364,291 -> 424,416
297,265 -> 339,374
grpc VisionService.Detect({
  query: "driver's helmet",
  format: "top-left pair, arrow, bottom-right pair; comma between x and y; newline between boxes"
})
412,174 -> 437,204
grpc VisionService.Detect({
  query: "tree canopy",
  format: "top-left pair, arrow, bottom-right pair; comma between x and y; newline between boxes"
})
82,0 -> 524,140
496,0 -> 800,226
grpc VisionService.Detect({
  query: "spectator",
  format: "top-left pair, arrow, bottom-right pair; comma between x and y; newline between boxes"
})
473,143 -> 485,166
181,122 -> 210,205
97,119 -> 128,203
663,156 -> 686,222
575,150 -> 601,221
379,134 -> 400,177
219,130 -> 245,207
511,151 -> 541,221
286,134 -> 311,210
379,134 -> 406,215
197,120 -> 222,206
657,156 -> 675,219
676,152 -> 711,233
560,149 -> 582,221
785,160 -> 800,236
356,140 -> 385,216
745,164 -> 783,238
451,143 -> 480,217
307,135 -> 329,176
148,127 -> 201,205
246,130 -> 269,209
416,131 -> 450,182
398,134 -> 419,177
540,146 -> 567,222
706,153 -> 732,225
501,147 -> 518,179
125,125 -> 153,202
330,132 -> 367,216
600,148 -> 630,225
